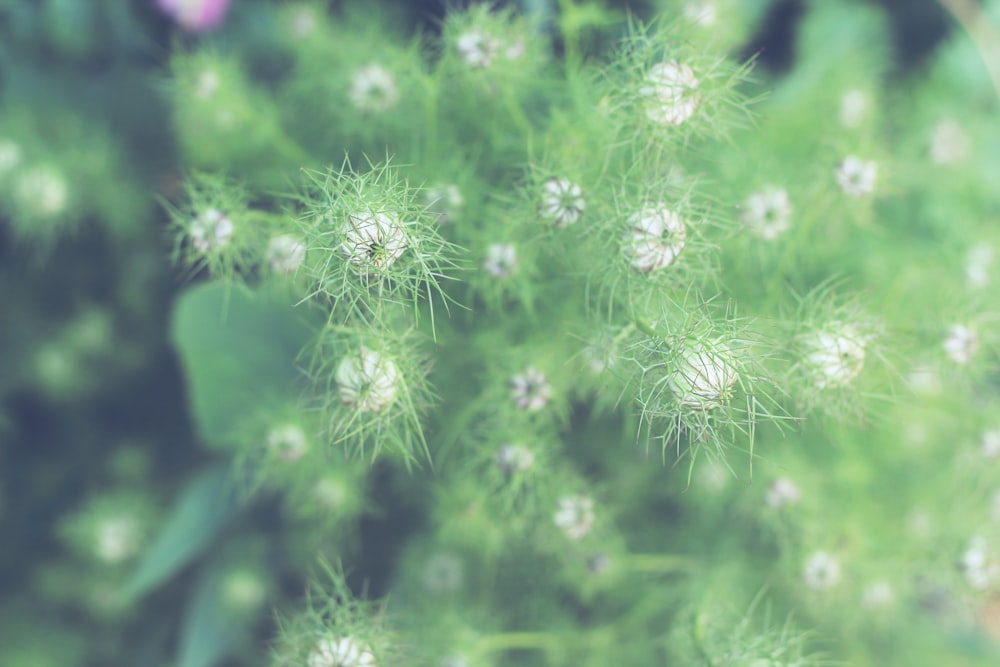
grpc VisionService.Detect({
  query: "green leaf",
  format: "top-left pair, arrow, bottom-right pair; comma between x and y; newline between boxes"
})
170,281 -> 315,444
178,543 -> 267,667
125,463 -> 243,601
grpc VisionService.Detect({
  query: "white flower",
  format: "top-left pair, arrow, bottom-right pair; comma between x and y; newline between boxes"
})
981,429 -> 1000,459
336,347 -> 399,412
965,243 -> 993,289
640,61 -> 700,126
906,363 -> 941,396
456,30 -> 499,68
839,89 -> 869,128
341,211 -> 408,271
308,637 -> 376,667
802,325 -> 866,389
221,568 -> 267,611
539,177 -> 584,227
349,63 -> 399,114
741,187 -> 791,240
0,138 -> 22,174
765,478 -> 801,509
290,5 -> 317,38
266,424 -> 309,462
554,495 -> 595,540
504,38 -> 525,59
496,443 -> 535,474
930,119 -> 970,165
622,206 -> 687,272
804,551 -> 841,590
667,340 -> 739,410
961,537 -> 997,591
194,68 -> 220,99
684,1 -> 717,26
425,184 -> 463,223
313,476 -> 348,510
483,243 -> 517,278
422,552 -> 464,593
861,580 -> 894,609
835,156 -> 877,196
95,515 -> 143,564
510,366 -> 551,411
16,166 -> 68,218
267,234 -> 306,274
944,324 -> 978,365
191,208 -> 234,253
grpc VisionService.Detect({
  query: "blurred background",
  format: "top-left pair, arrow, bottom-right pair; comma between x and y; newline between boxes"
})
0,0 -> 967,665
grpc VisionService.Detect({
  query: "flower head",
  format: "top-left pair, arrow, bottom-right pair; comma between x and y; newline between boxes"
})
267,424 -> 309,462
765,478 -> 801,509
15,166 -> 68,219
422,552 -> 464,594
268,234 -> 306,274
965,243 -> 993,288
456,30 -> 500,68
839,89 -> 869,128
961,537 -> 997,591
835,156 -> 877,196
981,430 -> 1000,459
191,208 -> 234,253
336,347 -> 399,412
349,64 -> 400,114
483,243 -> 517,278
157,0 -> 232,32
804,551 -> 841,590
802,325 -> 866,389
640,61 -> 700,126
944,324 -> 978,365
684,2 -> 717,27
424,184 -> 463,224
741,188 -> 791,240
554,495 -> 595,540
510,366 -> 551,411
308,637 -> 376,667
539,177 -> 585,228
94,514 -> 144,564
667,340 -> 739,410
341,211 -> 408,272
930,119 -> 970,166
622,205 -> 687,272
496,443 -> 535,475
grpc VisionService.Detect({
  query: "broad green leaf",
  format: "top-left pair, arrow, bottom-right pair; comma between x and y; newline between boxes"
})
170,281 -> 314,444
125,463 -> 243,600
178,543 -> 268,667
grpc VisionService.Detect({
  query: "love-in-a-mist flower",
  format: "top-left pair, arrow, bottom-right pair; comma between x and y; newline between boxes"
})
943,324 -> 978,365
94,513 -> 144,564
861,580 -> 894,609
802,325 -> 866,389
483,243 -> 517,278
191,208 -> 234,253
803,551 -> 841,590
622,205 -> 687,272
496,443 -> 535,475
268,234 -> 306,274
960,537 -> 997,591
765,478 -> 801,509
835,156 -> 877,196
510,366 -> 551,411
15,166 -> 68,218
640,61 -> 700,126
839,89 -> 869,128
266,424 -> 309,462
456,30 -> 500,68
539,177 -> 585,228
341,211 -> 408,272
349,64 -> 400,114
425,184 -> 463,224
667,340 -> 739,410
741,188 -> 791,240
554,495 -> 595,540
980,429 -> 1000,459
308,637 -> 376,667
930,119 -> 970,166
157,0 -> 232,32
336,347 -> 399,412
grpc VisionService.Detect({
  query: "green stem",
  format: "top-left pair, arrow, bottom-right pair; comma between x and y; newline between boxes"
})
692,612 -> 717,667
634,316 -> 659,338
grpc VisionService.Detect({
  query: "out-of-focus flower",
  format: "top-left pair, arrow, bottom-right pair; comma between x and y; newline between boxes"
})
157,0 -> 233,33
